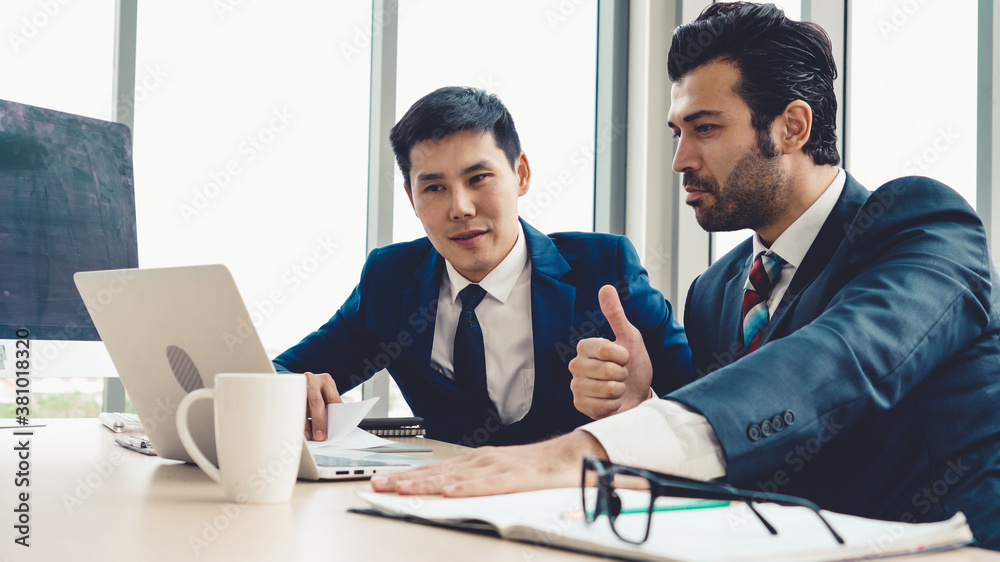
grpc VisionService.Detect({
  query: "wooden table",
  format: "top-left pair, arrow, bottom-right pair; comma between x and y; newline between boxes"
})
1,419 -> 997,561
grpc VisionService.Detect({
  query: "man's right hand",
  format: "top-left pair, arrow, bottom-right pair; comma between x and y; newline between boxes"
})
303,371 -> 342,441
370,430 -> 608,496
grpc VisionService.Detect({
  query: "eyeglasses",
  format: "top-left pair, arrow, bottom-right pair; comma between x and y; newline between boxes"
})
581,455 -> 845,545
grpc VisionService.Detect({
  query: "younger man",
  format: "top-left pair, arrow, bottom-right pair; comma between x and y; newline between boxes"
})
274,87 -> 693,446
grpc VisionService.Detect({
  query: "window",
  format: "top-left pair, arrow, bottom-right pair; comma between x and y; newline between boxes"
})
132,1 -> 372,363
392,0 -> 598,243
847,0 -> 977,206
0,1 -> 114,120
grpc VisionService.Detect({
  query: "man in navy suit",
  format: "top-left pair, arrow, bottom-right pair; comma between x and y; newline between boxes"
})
274,87 -> 693,447
370,3 -> 1000,550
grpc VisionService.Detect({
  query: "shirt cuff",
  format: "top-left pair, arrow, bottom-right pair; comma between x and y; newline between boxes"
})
580,398 -> 727,481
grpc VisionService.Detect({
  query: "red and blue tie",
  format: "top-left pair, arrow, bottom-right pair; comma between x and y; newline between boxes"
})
741,251 -> 783,354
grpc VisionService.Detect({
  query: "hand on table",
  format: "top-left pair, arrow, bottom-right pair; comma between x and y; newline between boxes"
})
369,430 -> 607,496
569,285 -> 654,419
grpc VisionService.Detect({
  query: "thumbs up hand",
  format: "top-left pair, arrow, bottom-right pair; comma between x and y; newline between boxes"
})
569,285 -> 654,419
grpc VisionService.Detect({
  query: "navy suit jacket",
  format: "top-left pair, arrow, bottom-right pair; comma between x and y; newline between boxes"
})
275,219 -> 693,447
674,173 -> 1000,548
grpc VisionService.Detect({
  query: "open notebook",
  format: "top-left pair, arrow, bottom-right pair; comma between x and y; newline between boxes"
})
354,488 -> 973,562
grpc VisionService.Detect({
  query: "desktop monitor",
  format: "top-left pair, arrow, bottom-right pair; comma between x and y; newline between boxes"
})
0,99 -> 137,374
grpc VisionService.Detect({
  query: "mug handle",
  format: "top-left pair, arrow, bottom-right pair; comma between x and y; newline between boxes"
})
175,388 -> 221,484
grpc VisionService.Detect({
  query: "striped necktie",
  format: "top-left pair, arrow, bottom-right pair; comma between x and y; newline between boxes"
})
741,251 -> 783,354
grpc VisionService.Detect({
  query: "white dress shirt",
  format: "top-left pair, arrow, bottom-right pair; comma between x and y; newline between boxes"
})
582,169 -> 847,479
430,222 -> 535,425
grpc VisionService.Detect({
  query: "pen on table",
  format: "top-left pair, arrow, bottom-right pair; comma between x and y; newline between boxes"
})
564,499 -> 731,519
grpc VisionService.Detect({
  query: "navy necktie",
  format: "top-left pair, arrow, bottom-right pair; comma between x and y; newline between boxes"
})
454,284 -> 491,408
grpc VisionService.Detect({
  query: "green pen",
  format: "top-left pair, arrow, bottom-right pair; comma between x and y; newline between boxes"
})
567,499 -> 731,520
618,499 -> 731,515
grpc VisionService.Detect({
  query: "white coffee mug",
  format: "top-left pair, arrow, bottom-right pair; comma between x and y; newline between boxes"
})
176,373 -> 306,503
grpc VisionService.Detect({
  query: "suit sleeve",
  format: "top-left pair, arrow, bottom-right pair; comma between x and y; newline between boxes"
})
671,179 -> 995,484
615,236 -> 695,393
271,248 -> 382,393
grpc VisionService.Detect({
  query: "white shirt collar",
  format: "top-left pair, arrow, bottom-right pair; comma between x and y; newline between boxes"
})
752,168 -> 846,268
444,221 -> 529,305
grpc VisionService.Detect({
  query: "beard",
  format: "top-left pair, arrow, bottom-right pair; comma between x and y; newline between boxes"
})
684,136 -> 790,233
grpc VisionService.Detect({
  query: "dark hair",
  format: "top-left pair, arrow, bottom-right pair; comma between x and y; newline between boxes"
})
667,2 -> 840,166
389,86 -> 522,185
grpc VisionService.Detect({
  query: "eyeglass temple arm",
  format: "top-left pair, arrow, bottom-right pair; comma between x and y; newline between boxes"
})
745,501 -> 778,535
652,483 -> 846,545
741,492 -> 845,545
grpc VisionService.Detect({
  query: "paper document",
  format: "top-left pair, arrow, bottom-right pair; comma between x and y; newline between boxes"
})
321,398 -> 379,443
355,488 -> 974,562
307,398 -> 430,453
309,427 -> 398,451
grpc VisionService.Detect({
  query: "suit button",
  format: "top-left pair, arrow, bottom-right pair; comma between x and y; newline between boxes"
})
760,420 -> 773,437
783,410 -> 795,425
771,415 -> 784,431
747,424 -> 762,441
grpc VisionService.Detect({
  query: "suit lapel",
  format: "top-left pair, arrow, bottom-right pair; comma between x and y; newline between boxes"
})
522,220 -> 574,400
400,247 -> 443,375
762,173 -> 871,342
398,221 -> 578,403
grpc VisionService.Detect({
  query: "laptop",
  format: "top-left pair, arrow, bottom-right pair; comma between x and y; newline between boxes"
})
73,264 -> 429,480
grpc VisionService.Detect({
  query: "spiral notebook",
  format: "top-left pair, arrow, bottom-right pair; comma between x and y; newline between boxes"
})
359,417 -> 425,437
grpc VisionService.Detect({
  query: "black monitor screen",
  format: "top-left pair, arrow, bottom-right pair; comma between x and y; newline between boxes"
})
0,99 -> 138,340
